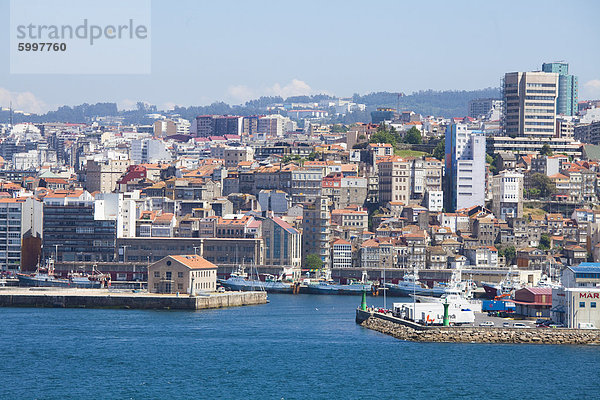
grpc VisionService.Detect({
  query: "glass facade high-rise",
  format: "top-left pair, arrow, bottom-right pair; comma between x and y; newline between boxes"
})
42,204 -> 116,262
542,62 -> 578,116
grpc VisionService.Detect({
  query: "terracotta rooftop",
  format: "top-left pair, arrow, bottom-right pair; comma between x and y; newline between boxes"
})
169,255 -> 218,270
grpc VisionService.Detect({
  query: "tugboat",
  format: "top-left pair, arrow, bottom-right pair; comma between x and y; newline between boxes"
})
16,259 -> 110,289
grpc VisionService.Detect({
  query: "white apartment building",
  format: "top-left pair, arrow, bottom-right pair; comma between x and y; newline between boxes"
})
12,150 -> 43,170
425,190 -> 443,212
332,239 -> 352,269
257,114 -> 295,136
130,139 -> 172,164
0,197 -> 43,271
94,192 -> 138,238
445,124 -> 486,211
492,170 -> 524,221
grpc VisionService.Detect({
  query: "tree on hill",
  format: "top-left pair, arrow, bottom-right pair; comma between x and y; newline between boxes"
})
538,234 -> 551,250
432,137 -> 445,160
498,245 -> 516,266
540,144 -> 553,156
529,173 -> 556,199
331,124 -> 348,133
403,126 -> 422,144
305,254 -> 324,270
369,124 -> 402,149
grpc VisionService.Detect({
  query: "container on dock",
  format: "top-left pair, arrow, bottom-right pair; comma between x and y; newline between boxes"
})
481,299 -> 515,312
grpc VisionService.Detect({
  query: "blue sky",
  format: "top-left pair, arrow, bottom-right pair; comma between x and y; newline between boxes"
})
1,0 -> 599,113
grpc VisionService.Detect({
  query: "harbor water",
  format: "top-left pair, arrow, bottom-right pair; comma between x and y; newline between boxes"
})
1,294 -> 599,399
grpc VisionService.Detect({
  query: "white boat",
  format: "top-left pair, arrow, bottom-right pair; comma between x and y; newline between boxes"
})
412,289 -> 482,313
536,274 -> 561,289
411,268 -> 482,313
385,271 -> 447,297
481,267 -> 523,299
393,301 -> 476,325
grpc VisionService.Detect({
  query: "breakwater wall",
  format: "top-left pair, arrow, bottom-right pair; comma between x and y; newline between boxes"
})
357,310 -> 600,345
0,288 -> 267,310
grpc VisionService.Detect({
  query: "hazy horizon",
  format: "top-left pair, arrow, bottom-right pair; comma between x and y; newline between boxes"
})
1,0 -> 599,114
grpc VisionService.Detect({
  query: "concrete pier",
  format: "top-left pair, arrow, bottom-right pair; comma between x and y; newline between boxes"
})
0,287 -> 267,310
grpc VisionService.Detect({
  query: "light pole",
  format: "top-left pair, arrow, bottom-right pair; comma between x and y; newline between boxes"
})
412,243 -> 416,322
193,246 -> 200,256
383,259 -> 387,310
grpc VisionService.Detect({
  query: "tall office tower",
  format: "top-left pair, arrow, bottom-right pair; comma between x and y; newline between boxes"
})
504,71 -> 559,138
542,62 -> 578,116
444,124 -> 486,212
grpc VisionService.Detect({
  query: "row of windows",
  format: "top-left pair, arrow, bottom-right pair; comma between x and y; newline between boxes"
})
524,128 -> 554,132
526,89 -> 556,94
525,102 -> 555,107
524,121 -> 554,126
526,83 -> 556,88
524,115 -> 554,119
525,96 -> 555,100
575,273 -> 600,279
524,108 -> 554,113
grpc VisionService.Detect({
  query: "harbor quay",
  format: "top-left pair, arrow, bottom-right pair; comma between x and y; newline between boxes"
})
50,262 -> 528,288
356,309 -> 600,345
0,287 -> 267,310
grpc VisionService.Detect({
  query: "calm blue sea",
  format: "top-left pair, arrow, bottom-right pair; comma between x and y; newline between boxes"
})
1,294 -> 599,400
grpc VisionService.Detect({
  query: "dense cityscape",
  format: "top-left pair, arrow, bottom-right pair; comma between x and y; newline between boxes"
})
0,60 -> 599,330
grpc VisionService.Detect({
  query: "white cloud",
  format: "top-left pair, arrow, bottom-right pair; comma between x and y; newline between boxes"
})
0,87 -> 49,114
265,79 -> 315,98
582,79 -> 600,100
161,102 -> 177,111
227,85 -> 256,104
118,99 -> 139,111
227,79 -> 326,103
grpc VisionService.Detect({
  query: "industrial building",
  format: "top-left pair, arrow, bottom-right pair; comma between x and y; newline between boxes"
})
552,263 -> 600,328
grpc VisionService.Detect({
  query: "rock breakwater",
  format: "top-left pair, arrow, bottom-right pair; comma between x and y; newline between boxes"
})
361,314 -> 600,345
